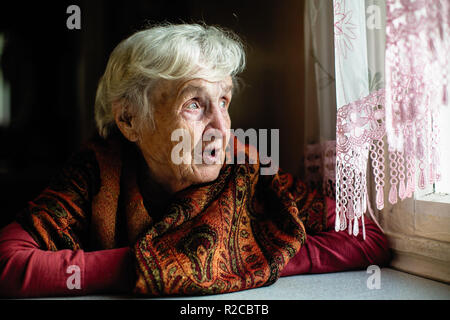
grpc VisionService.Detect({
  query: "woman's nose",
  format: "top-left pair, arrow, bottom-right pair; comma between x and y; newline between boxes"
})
206,104 -> 228,138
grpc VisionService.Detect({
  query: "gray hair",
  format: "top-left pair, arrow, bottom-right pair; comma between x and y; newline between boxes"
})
94,23 -> 246,138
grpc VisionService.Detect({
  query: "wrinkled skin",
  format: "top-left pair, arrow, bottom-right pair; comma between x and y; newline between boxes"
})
115,76 -> 233,193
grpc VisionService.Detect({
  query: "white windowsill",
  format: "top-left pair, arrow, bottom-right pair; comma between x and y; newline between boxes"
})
415,192 -> 450,205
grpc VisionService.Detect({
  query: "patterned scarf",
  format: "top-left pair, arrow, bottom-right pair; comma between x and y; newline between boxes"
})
17,135 -> 328,296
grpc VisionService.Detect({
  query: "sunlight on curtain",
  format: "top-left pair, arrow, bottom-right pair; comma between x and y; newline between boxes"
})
334,0 -> 386,238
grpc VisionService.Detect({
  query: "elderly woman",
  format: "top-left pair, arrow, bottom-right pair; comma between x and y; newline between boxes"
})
0,24 -> 390,298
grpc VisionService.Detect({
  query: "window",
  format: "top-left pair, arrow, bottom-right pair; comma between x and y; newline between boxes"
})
388,93 -> 450,283
413,100 -> 450,204
0,33 -> 11,128
435,104 -> 450,195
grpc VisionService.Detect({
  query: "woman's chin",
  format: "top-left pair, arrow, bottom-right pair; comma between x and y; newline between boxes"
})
192,163 -> 223,184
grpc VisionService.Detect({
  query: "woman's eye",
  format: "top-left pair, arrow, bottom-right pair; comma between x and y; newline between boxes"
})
186,102 -> 200,110
220,100 -> 227,108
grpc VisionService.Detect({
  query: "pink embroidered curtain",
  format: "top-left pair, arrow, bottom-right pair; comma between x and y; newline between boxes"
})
333,0 -> 449,238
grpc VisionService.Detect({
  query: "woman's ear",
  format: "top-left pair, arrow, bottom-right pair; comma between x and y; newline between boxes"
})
113,102 -> 139,142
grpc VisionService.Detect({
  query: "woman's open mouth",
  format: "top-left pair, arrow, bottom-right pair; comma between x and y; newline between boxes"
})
203,145 -> 221,164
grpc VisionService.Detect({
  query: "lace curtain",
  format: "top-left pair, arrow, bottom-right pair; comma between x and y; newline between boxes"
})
333,0 -> 449,238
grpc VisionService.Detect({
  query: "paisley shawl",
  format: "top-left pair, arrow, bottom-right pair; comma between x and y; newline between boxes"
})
16,134 -> 328,296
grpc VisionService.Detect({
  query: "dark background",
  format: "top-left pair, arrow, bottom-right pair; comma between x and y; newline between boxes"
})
0,0 -> 309,228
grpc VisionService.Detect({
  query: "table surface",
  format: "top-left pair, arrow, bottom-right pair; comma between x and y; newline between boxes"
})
25,268 -> 450,300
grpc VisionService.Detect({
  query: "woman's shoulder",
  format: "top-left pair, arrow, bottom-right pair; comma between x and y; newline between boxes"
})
62,131 -> 134,198
44,133 -> 124,198
82,131 -> 123,155
74,131 -> 131,170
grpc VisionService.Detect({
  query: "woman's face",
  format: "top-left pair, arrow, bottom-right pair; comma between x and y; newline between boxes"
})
136,76 -> 233,193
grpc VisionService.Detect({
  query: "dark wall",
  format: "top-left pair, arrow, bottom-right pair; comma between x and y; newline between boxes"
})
0,0 -> 307,228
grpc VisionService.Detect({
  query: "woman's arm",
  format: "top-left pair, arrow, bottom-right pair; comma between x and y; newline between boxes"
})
14,148 -> 101,251
0,199 -> 390,297
281,197 -> 391,276
0,146 -> 135,298
0,221 -> 134,298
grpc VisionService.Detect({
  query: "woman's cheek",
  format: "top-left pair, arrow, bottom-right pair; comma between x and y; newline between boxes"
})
176,118 -> 200,149
181,109 -> 203,122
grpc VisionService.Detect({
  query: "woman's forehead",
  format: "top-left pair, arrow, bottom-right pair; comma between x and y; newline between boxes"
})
151,76 -> 233,106
177,77 -> 233,93
177,78 -> 233,97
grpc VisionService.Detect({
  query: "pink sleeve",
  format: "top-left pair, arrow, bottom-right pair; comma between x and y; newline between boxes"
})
0,222 -> 135,298
281,197 -> 391,276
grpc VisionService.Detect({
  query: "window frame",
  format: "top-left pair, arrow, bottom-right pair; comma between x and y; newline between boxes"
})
374,136 -> 450,284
